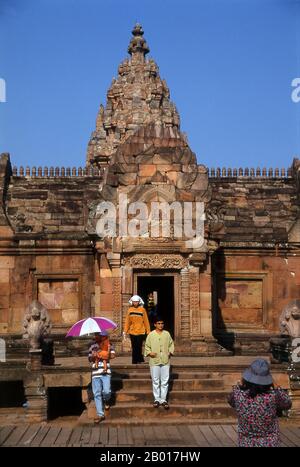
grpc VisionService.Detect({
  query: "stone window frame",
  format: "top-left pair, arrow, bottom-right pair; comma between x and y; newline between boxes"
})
213,270 -> 273,332
33,272 -> 83,329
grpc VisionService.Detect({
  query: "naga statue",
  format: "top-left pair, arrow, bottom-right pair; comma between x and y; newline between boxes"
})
279,300 -> 300,338
270,300 -> 300,363
23,300 -> 54,364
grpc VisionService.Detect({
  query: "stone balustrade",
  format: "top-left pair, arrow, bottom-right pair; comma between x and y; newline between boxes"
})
12,166 -> 105,177
209,167 -> 292,178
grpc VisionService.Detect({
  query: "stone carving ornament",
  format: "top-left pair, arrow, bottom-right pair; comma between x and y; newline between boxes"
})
279,300 -> 300,338
123,253 -> 188,269
23,300 -> 52,349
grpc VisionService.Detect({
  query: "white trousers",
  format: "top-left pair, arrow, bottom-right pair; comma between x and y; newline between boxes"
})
150,364 -> 170,403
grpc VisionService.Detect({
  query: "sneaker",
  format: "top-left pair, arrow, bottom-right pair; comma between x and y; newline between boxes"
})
94,415 -> 105,424
153,401 -> 160,408
162,401 -> 169,410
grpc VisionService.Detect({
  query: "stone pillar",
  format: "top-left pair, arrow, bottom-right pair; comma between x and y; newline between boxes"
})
189,266 -> 201,339
99,253 -> 113,318
107,252 -> 122,335
180,267 -> 190,338
290,382 -> 300,419
188,253 -> 219,354
24,350 -> 47,422
199,258 -> 213,337
29,349 -> 42,371
121,265 -> 133,353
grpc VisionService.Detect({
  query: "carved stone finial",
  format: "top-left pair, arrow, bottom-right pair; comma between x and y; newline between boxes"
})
128,23 -> 150,58
23,300 -> 52,350
279,300 -> 300,338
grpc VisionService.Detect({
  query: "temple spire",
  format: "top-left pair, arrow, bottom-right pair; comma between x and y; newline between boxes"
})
128,23 -> 149,63
86,24 -> 181,167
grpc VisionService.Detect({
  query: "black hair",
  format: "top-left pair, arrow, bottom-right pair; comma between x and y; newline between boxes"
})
154,316 -> 164,324
239,378 -> 273,398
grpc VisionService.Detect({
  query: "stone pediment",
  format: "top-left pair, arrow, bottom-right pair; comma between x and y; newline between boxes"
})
99,124 -> 209,200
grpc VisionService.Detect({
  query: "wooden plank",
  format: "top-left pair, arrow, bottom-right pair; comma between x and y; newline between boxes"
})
153,425 -> 169,445
53,427 -> 73,447
3,424 -> 30,446
30,425 -> 51,447
185,425 -> 210,447
198,425 -> 222,447
279,440 -> 289,448
223,425 -> 292,447
89,427 -> 101,446
165,426 -> 182,446
176,425 -> 196,447
117,427 -> 128,446
19,424 -> 41,447
279,432 -> 296,448
142,426 -> 157,446
80,427 -> 92,445
98,426 -> 109,446
131,426 -> 145,446
125,426 -> 134,446
69,427 -> 83,447
220,425 -> 238,446
40,426 -> 61,447
0,426 -> 15,446
210,425 -> 235,447
281,427 -> 300,446
107,427 -> 118,446
284,426 -> 300,440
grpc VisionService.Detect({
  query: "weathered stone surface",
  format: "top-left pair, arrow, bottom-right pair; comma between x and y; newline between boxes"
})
86,25 -> 180,167
1,25 -> 300,364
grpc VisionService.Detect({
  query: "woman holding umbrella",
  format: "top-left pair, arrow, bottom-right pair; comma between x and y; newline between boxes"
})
124,295 -> 150,364
88,331 -> 115,423
66,317 -> 117,424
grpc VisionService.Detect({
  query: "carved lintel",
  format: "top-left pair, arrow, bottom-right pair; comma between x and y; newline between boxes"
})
123,253 -> 188,269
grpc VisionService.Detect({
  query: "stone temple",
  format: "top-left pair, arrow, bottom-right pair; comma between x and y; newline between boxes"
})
1,23 -> 300,355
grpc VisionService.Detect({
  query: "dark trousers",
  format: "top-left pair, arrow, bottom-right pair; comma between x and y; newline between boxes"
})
130,334 -> 145,364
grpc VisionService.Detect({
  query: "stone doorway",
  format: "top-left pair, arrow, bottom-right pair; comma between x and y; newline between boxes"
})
135,272 -> 175,338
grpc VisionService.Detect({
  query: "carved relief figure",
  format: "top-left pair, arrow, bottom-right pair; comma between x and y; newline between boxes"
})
279,300 -> 300,338
23,300 -> 52,349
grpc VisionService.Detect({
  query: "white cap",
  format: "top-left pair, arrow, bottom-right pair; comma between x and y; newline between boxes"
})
129,295 -> 144,306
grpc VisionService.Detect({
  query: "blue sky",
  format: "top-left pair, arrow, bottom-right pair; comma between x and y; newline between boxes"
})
0,0 -> 299,169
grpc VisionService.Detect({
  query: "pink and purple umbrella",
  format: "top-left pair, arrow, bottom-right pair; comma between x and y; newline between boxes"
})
66,317 -> 117,337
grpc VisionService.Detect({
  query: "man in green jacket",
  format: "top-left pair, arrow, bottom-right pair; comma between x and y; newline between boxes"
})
144,316 -> 174,409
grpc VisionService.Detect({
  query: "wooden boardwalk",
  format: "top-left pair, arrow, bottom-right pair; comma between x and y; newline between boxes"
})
1,423 -> 300,447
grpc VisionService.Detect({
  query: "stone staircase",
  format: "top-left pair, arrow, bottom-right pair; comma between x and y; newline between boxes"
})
80,365 -> 236,426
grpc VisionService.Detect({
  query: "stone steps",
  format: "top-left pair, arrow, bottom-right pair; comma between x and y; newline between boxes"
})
107,403 -> 234,419
115,389 -> 229,404
113,371 -> 217,380
82,366 -> 231,425
112,378 -> 224,391
83,402 -> 235,425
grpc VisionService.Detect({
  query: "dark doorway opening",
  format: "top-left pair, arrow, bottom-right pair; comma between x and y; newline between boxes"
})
47,387 -> 85,420
137,275 -> 175,337
0,381 -> 25,408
